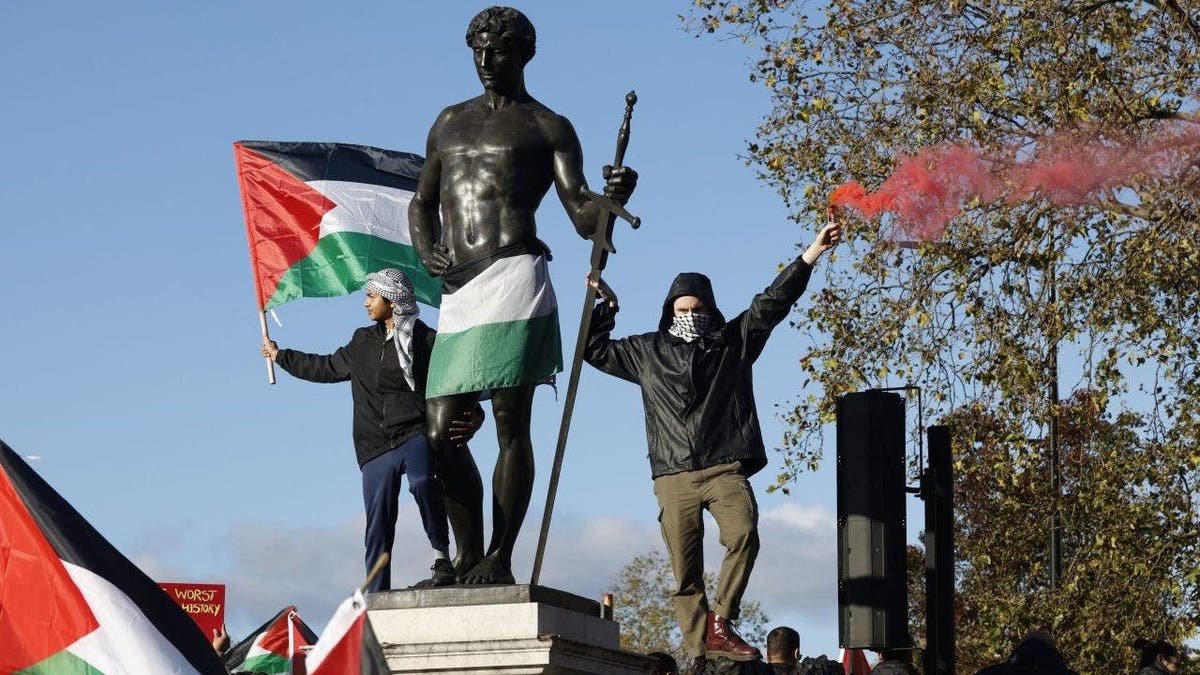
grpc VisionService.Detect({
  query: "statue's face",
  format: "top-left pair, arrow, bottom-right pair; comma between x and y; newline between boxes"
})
471,32 -> 522,92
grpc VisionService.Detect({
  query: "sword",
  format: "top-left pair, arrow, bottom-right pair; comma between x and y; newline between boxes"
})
530,91 -> 641,586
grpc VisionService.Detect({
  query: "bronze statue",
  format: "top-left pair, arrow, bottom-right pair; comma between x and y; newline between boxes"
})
409,6 -> 637,584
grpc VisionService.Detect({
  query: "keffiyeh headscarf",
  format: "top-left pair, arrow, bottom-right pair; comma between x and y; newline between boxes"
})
365,268 -> 419,390
668,312 -> 716,343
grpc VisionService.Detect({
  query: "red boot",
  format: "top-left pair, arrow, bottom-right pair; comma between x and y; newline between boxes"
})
704,611 -> 761,661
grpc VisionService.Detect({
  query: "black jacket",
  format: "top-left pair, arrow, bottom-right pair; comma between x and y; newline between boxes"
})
584,258 -> 813,479
975,633 -> 1079,675
276,321 -> 436,467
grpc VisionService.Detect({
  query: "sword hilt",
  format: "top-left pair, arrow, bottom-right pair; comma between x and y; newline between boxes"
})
612,91 -> 637,169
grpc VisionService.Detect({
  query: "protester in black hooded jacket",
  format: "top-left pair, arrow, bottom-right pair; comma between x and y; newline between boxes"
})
975,631 -> 1079,675
584,220 -> 842,671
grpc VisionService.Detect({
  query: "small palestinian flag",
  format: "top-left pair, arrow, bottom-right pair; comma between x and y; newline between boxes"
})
841,647 -> 872,675
303,590 -> 388,675
224,606 -> 316,674
0,439 -> 227,674
234,140 -> 440,311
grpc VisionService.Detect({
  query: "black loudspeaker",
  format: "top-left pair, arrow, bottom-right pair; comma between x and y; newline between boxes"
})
836,390 -> 909,650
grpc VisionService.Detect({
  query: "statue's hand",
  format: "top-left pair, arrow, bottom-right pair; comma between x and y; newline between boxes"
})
423,243 -> 453,277
602,165 -> 638,205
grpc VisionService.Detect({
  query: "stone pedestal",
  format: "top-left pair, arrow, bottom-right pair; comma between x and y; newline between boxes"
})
367,584 -> 651,674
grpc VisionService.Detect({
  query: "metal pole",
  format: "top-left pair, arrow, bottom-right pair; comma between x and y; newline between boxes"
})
924,425 -> 955,675
1048,256 -> 1061,590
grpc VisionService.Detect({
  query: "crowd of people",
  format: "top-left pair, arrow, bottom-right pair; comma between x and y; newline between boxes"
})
638,631 -> 1185,675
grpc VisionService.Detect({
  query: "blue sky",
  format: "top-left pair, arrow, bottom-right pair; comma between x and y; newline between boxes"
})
0,0 -> 906,657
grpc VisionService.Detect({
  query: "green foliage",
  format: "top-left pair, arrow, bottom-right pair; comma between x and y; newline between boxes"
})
686,0 -> 1200,670
610,549 -> 769,665
684,0 -> 1200,480
945,392 -> 1197,673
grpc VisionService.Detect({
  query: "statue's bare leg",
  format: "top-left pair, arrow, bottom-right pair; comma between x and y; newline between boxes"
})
462,383 -> 536,585
427,392 -> 485,578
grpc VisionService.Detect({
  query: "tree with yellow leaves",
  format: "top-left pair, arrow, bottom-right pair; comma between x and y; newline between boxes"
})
687,1 -> 1200,671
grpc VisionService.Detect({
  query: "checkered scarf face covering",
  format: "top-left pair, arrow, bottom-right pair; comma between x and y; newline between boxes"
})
365,269 -> 419,390
668,312 -> 716,343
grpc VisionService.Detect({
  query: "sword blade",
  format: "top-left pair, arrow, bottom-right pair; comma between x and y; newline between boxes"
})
530,268 -> 603,586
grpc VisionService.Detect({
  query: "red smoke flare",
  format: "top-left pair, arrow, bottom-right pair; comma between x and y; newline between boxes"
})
830,120 -> 1200,241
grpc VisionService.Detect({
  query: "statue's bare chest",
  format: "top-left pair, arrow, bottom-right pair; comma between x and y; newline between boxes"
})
437,108 -> 553,167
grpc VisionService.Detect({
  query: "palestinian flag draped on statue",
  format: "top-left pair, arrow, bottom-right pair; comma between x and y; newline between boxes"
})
425,252 -> 562,397
224,606 -> 317,674
0,439 -> 227,675
234,141 -> 440,310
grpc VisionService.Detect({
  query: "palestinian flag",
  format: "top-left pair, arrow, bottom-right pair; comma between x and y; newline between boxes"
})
234,141 -> 440,311
426,252 -> 562,397
841,648 -> 872,675
0,440 -> 227,674
303,590 -> 388,675
224,606 -> 316,674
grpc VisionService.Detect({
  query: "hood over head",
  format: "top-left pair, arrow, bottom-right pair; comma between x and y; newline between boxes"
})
659,272 -> 726,332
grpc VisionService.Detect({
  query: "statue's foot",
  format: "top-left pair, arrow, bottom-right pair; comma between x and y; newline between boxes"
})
460,554 -> 516,585
453,551 -> 482,579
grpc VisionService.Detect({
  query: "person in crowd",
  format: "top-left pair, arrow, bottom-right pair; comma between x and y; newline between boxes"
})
872,648 -> 918,675
1134,638 -> 1182,675
975,630 -> 1079,675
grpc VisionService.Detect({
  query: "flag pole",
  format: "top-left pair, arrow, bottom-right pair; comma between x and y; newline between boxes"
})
259,310 -> 276,385
359,552 -> 390,592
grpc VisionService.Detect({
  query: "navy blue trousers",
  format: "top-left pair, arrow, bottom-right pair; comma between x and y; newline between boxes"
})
360,434 -> 449,592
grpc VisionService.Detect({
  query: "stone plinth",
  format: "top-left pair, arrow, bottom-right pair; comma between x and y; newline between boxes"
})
367,584 -> 651,674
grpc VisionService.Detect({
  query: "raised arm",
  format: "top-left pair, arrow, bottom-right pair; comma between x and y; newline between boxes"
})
740,220 -> 844,362
582,276 -> 644,383
409,112 -> 453,276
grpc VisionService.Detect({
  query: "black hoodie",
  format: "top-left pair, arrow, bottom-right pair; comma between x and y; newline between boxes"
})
974,633 -> 1079,675
585,257 -> 813,478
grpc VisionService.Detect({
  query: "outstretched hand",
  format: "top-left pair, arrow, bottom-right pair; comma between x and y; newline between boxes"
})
585,273 -> 619,310
211,624 -> 230,654
801,213 -> 845,265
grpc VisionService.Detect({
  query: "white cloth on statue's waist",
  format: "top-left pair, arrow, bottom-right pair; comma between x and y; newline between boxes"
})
426,252 -> 562,398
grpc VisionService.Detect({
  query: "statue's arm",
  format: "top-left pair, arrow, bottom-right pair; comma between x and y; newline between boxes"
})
547,113 -> 637,238
548,114 -> 598,238
409,114 -> 452,276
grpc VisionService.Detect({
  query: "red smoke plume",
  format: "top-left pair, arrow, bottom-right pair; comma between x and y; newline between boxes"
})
830,120 -> 1200,241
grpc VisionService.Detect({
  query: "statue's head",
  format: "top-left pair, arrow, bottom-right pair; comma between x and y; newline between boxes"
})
465,6 -> 536,66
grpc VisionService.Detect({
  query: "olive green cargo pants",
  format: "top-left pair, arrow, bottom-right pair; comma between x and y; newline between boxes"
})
652,461 -> 760,658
